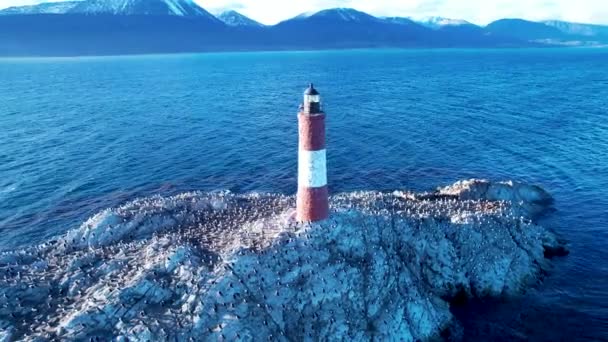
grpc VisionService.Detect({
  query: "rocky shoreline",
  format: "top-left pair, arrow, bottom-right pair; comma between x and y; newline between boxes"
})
0,179 -> 567,341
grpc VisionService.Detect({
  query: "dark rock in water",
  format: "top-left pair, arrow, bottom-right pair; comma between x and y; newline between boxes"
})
0,180 -> 567,341
543,243 -> 570,258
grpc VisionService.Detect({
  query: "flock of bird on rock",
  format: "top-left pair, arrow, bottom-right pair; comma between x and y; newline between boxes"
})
0,180 -> 567,341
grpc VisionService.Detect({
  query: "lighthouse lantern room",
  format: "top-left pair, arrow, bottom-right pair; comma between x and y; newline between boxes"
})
303,83 -> 321,114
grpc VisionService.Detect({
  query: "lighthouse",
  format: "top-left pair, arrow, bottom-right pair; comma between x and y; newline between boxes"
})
297,83 -> 329,222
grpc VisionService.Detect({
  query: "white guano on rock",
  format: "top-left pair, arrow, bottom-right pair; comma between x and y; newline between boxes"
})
0,179 -> 567,341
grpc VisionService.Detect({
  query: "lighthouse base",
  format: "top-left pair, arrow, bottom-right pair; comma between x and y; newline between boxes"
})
296,186 -> 329,222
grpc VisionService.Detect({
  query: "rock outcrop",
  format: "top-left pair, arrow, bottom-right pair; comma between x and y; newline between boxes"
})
437,179 -> 554,219
0,180 -> 567,341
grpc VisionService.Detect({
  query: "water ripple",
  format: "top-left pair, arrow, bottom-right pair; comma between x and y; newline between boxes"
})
0,48 -> 607,340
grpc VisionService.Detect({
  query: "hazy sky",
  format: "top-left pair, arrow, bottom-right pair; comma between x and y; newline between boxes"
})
1,0 -> 607,25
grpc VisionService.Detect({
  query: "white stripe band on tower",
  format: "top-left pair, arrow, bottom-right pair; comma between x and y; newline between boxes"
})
298,149 -> 327,188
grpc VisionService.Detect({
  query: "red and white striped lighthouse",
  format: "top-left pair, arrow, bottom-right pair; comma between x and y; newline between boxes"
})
297,83 -> 329,222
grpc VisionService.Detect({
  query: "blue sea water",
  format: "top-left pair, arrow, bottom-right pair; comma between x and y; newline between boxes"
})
0,48 -> 607,340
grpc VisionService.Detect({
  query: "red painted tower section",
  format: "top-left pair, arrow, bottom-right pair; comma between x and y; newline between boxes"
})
297,84 -> 329,222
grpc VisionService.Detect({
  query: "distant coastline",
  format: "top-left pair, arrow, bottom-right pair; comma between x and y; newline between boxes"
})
2,46 -> 608,60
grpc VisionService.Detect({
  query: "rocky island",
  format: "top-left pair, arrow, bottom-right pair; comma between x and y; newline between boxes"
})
0,179 -> 567,341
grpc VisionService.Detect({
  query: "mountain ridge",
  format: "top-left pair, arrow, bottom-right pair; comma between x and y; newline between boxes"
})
2,1 -> 607,29
217,10 -> 263,27
0,3 -> 607,56
413,16 -> 474,29
0,1 -> 81,14
542,20 -> 608,38
1,0 -> 220,18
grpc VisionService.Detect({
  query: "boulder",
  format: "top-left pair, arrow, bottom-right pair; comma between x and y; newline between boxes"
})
438,179 -> 554,219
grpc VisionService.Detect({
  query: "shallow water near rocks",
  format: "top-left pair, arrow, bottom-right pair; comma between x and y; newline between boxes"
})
0,48 -> 607,340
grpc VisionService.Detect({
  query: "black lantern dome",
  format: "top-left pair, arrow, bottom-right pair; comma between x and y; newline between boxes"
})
304,83 -> 320,96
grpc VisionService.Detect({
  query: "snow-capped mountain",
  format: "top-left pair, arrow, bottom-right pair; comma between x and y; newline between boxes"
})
2,1 -> 607,56
0,0 -> 220,18
0,1 -> 80,15
270,7 -> 438,50
217,10 -> 263,27
485,19 -> 565,40
293,8 -> 380,23
414,16 -> 473,29
69,0 -> 216,17
382,17 -> 419,26
542,20 -> 608,38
